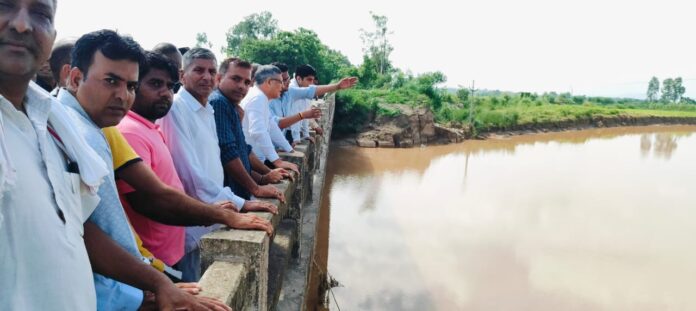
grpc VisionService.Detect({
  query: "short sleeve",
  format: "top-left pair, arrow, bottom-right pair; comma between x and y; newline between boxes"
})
102,127 -> 141,171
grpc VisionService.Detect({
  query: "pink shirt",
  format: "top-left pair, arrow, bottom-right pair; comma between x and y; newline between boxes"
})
116,111 -> 185,266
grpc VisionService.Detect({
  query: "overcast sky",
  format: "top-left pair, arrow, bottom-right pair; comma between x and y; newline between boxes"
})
55,0 -> 696,99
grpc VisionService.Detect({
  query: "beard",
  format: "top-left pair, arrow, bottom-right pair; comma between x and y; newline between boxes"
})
150,99 -> 172,120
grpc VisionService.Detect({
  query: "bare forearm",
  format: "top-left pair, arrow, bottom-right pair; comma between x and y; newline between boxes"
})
251,171 -> 263,184
223,158 -> 260,195
250,153 -> 271,174
84,222 -> 170,292
119,161 -> 228,226
278,113 -> 303,129
125,190 -> 227,226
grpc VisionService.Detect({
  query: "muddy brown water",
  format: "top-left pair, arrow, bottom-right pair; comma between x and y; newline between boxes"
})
313,125 -> 696,311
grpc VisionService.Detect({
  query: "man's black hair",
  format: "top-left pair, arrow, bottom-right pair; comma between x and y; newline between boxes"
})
71,29 -> 146,78
270,62 -> 288,73
153,42 -> 179,56
178,47 -> 190,56
219,57 -> 252,75
140,51 -> 179,83
49,39 -> 74,81
295,64 -> 317,79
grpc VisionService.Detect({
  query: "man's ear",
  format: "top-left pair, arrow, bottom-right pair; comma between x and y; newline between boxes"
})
67,67 -> 84,92
215,73 -> 222,84
59,64 -> 71,87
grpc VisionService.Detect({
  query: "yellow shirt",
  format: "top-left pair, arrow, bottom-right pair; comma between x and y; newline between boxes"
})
102,127 -> 168,273
102,127 -> 141,171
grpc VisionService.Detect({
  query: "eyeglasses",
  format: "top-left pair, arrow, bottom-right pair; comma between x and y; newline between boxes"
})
268,78 -> 282,85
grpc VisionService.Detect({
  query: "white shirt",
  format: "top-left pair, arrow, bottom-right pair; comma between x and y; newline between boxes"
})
158,88 -> 246,210
289,79 -> 312,141
0,83 -> 96,311
241,86 -> 291,162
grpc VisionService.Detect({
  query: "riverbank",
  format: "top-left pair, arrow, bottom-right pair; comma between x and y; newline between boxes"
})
337,108 -> 696,148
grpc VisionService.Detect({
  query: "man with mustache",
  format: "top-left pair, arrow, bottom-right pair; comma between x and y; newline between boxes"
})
116,51 -> 273,282
268,62 -> 357,146
58,29 -> 228,311
241,64 -> 301,173
0,0 -> 107,309
211,57 -> 293,203
158,48 -> 277,282
152,42 -> 182,93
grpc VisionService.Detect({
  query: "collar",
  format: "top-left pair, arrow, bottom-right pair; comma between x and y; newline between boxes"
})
211,89 -> 236,107
177,88 -> 212,113
248,86 -> 268,102
0,81 -> 54,127
56,88 -> 99,129
126,110 -> 159,130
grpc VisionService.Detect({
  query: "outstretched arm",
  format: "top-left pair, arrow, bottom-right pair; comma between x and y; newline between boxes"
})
314,77 -> 358,97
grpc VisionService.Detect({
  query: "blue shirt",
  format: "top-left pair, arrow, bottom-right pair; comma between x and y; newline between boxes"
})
58,90 -> 144,311
268,85 -> 317,141
209,89 -> 253,200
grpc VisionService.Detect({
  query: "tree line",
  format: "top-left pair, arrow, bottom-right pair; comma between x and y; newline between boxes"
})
646,76 -> 690,103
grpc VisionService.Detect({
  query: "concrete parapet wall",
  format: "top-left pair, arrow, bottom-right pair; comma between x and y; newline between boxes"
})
198,95 -> 335,310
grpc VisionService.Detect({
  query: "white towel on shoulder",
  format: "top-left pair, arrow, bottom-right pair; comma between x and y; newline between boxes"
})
38,84 -> 108,194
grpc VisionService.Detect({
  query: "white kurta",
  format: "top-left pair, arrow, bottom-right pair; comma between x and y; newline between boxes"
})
0,85 -> 96,311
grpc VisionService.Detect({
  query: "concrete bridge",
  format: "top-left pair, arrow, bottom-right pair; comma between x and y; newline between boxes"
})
197,95 -> 335,310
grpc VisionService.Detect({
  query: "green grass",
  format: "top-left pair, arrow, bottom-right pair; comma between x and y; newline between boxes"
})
333,88 -> 696,137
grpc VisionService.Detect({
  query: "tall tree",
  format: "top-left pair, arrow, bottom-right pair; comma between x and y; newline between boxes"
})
647,76 -> 660,102
661,78 -> 674,102
224,11 -> 278,56
195,32 -> 213,49
359,12 -> 394,75
673,77 -> 686,102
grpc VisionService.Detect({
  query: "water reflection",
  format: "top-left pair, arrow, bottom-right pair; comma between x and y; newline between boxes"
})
324,126 -> 696,311
638,132 -> 692,159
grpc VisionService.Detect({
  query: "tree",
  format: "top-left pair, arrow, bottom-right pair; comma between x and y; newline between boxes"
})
237,28 -> 351,83
647,76 -> 660,102
359,12 -> 394,75
414,71 -> 447,110
661,78 -> 674,102
224,11 -> 279,56
674,77 -> 686,102
195,32 -> 213,49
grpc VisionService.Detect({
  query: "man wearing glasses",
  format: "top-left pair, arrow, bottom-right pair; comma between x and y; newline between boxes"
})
240,65 -> 299,173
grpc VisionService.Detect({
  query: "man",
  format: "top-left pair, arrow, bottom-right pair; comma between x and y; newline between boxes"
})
153,42 -> 183,93
153,42 -> 182,72
35,59 -> 54,91
48,38 -> 74,94
50,40 -> 270,278
158,48 -> 276,282
241,65 -> 301,171
268,62 -> 357,146
118,51 -> 275,281
290,64 -> 325,143
0,1 -> 107,309
211,57 -> 293,201
60,29 -> 228,311
0,3 -> 212,311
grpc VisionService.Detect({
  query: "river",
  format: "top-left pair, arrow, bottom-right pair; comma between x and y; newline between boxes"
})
314,125 -> 696,311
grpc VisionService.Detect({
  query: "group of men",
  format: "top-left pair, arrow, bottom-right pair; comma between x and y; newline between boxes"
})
0,0 -> 356,310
